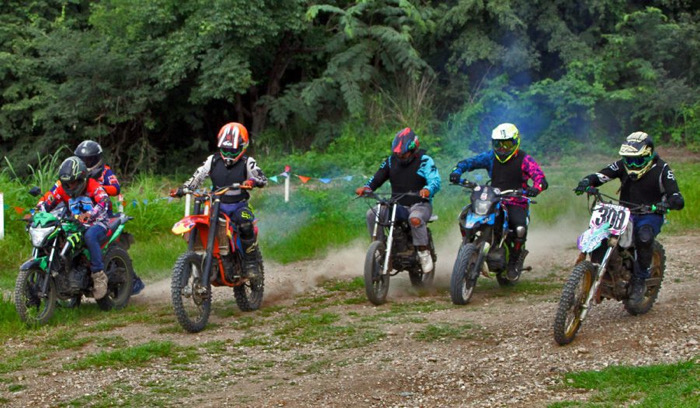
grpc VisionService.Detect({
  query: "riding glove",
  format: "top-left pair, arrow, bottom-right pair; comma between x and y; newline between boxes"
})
524,186 -> 539,197
574,178 -> 590,195
355,186 -> 372,196
449,171 -> 461,184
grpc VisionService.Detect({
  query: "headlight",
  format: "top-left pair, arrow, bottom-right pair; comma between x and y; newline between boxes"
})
29,226 -> 56,247
473,200 -> 491,215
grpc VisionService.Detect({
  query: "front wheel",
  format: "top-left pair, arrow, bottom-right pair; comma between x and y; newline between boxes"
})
624,241 -> 666,316
234,253 -> 265,312
553,260 -> 595,345
450,244 -> 480,305
364,241 -> 390,305
15,267 -> 57,326
171,251 -> 211,333
96,246 -> 134,311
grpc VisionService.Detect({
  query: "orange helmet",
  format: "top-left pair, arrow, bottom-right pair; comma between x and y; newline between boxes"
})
217,122 -> 249,165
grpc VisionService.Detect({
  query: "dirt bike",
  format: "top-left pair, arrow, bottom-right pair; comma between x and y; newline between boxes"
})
170,184 -> 264,333
15,188 -> 135,326
449,180 -> 536,305
553,188 -> 667,345
361,191 -> 437,305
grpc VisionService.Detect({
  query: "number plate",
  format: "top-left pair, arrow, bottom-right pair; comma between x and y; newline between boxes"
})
589,203 -> 630,235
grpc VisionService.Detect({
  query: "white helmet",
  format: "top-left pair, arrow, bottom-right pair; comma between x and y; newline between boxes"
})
619,131 -> 655,180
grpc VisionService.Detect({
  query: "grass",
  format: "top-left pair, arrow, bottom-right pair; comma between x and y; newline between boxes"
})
413,322 -> 485,342
549,359 -> 699,407
65,340 -> 198,370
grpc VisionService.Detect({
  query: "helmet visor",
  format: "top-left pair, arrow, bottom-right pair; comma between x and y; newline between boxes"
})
623,155 -> 652,168
492,139 -> 516,154
221,146 -> 243,159
80,154 -> 100,169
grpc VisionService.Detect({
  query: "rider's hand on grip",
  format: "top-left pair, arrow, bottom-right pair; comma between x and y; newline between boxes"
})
419,188 -> 431,198
171,186 -> 187,198
653,201 -> 670,213
355,186 -> 372,196
449,171 -> 461,184
574,178 -> 590,195
524,186 -> 539,197
242,179 -> 255,189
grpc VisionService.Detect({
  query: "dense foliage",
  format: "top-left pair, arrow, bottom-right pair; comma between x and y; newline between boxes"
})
0,0 -> 698,176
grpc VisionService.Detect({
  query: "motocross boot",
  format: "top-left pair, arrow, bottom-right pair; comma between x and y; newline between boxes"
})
507,249 -> 529,280
241,238 -> 260,279
628,275 -> 647,305
417,249 -> 434,273
91,270 -> 108,300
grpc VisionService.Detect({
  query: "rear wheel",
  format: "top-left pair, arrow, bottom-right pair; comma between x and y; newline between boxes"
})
364,241 -> 390,305
450,244 -> 479,305
624,241 -> 666,315
171,251 -> 211,333
553,261 -> 595,345
15,267 -> 56,326
234,252 -> 265,311
96,246 -> 134,311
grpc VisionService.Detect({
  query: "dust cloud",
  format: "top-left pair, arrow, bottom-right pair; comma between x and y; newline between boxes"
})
134,214 -> 587,307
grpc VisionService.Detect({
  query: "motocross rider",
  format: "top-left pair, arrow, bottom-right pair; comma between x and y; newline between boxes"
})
355,127 -> 441,273
574,131 -> 684,304
449,123 -> 548,280
34,156 -> 111,300
176,122 -> 267,277
73,140 -> 145,295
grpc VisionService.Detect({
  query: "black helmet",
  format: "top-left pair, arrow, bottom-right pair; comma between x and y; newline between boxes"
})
74,140 -> 103,178
58,156 -> 88,197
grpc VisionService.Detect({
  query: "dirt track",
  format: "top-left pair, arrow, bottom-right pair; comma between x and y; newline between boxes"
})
2,230 -> 699,407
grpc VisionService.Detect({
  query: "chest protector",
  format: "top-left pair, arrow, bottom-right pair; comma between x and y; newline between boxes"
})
389,150 -> 428,206
210,155 -> 249,203
619,159 -> 666,208
491,151 -> 525,191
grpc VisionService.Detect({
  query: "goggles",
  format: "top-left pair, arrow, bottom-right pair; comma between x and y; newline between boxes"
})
221,147 -> 242,158
492,139 -> 516,152
623,155 -> 652,168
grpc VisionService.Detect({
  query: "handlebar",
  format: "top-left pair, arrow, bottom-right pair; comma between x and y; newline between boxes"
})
579,187 -> 660,214
357,191 -> 423,205
450,180 -> 536,203
170,183 -> 252,199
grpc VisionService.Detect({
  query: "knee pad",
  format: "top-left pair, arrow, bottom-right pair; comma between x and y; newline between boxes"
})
239,221 -> 255,239
636,224 -> 655,245
410,217 -> 423,227
515,226 -> 527,238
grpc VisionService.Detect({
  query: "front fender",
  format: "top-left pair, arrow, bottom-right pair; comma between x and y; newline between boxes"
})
465,212 -> 495,229
172,214 -> 210,235
20,256 -> 48,272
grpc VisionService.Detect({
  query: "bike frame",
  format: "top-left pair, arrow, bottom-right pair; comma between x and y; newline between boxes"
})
172,185 -> 250,287
575,191 -> 642,321
458,181 -> 530,275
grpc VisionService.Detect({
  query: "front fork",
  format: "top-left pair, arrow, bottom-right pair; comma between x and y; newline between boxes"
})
39,238 -> 59,297
580,242 -> 616,321
200,199 -> 221,287
374,203 -> 397,276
